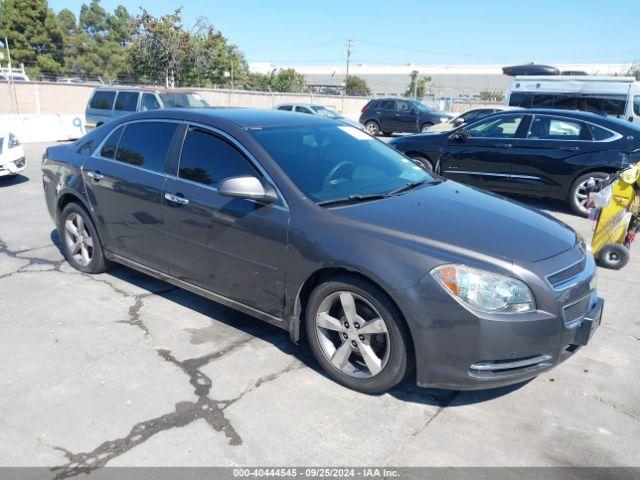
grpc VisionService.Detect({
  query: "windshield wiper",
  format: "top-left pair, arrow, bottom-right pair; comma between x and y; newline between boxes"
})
388,179 -> 440,196
316,194 -> 387,207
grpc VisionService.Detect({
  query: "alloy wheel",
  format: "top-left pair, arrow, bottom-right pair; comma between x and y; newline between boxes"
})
64,212 -> 94,267
365,122 -> 379,136
314,291 -> 390,378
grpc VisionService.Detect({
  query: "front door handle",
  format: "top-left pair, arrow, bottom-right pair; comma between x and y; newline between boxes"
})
164,192 -> 189,205
560,146 -> 580,151
494,143 -> 513,148
86,171 -> 103,182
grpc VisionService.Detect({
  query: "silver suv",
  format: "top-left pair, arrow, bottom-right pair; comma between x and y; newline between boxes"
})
85,87 -> 209,129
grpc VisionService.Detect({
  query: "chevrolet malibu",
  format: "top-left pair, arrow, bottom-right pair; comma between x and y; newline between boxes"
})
42,109 -> 603,393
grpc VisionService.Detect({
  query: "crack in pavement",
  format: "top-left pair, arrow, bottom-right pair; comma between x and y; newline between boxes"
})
384,390 -> 460,464
49,337 -> 262,478
116,287 -> 177,335
0,239 -> 66,279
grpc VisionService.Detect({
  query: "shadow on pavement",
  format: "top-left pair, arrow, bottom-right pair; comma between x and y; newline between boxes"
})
0,174 -> 29,187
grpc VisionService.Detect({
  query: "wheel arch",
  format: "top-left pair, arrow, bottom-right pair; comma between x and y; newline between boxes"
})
288,266 -> 414,350
56,191 -> 106,249
568,167 -> 618,196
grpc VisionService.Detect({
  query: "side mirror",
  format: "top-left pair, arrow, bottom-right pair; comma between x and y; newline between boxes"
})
218,176 -> 278,204
453,118 -> 465,126
449,128 -> 469,142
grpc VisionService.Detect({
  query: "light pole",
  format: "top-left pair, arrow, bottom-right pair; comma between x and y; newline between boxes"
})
342,39 -> 353,113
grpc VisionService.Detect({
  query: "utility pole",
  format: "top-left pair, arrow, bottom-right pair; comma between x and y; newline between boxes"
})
413,72 -> 418,99
342,39 -> 353,113
4,36 -> 18,113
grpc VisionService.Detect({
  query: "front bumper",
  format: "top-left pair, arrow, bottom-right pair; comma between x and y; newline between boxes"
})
0,155 -> 26,176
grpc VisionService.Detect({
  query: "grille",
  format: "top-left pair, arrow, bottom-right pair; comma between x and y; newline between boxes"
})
563,295 -> 591,327
547,256 -> 587,289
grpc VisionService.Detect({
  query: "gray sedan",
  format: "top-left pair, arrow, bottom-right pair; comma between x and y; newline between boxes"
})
42,108 -> 602,393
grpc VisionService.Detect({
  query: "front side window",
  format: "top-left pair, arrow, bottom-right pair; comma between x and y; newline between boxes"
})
178,128 -> 256,186
467,114 -> 525,138
114,92 -> 139,112
295,106 -> 313,114
99,125 -> 124,159
114,122 -> 177,171
89,91 -> 116,110
634,96 -> 640,116
141,93 -> 161,111
527,116 -> 588,140
277,105 -> 292,111
395,100 -> 414,113
249,125 -> 434,204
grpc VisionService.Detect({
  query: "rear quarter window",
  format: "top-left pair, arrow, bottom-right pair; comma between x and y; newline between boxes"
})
590,124 -> 616,141
89,91 -> 116,110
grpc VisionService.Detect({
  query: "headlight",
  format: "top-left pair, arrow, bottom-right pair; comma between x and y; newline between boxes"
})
431,264 -> 536,314
8,133 -> 20,148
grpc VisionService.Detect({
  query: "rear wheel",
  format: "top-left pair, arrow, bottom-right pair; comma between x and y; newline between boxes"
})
305,275 -> 412,394
365,121 -> 380,136
597,244 -> 629,270
569,172 -> 610,217
59,203 -> 110,273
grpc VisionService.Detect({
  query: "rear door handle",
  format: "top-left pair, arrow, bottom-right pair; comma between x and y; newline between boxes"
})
164,192 -> 189,205
494,143 -> 512,148
86,171 -> 103,181
561,146 -> 580,151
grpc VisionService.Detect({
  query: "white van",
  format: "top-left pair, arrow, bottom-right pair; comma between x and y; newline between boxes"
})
506,76 -> 640,124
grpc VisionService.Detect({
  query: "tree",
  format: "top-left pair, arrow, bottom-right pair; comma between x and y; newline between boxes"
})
627,63 -> 640,82
405,70 -> 431,98
0,0 -> 65,77
346,75 -> 371,96
268,68 -> 306,93
479,90 -> 505,102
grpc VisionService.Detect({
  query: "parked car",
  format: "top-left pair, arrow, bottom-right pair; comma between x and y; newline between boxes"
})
427,106 -> 517,132
43,108 -> 602,393
85,87 -> 210,129
359,98 -> 451,136
0,131 -> 26,177
388,109 -> 640,216
274,103 -> 365,130
507,74 -> 640,124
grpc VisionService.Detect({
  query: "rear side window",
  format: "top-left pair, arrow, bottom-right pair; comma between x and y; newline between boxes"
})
277,105 -> 292,111
634,96 -> 640,116
99,125 -> 124,159
89,91 -> 115,110
178,128 -> 256,187
141,93 -> 161,111
527,116 -> 589,140
380,100 -> 395,110
114,92 -> 140,112
114,122 -> 177,171
295,106 -> 313,114
367,100 -> 380,109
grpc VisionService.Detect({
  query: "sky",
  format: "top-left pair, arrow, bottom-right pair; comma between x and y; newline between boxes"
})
48,0 -> 640,66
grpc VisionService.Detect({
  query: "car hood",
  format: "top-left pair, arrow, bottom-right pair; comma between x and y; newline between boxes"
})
331,181 -> 577,264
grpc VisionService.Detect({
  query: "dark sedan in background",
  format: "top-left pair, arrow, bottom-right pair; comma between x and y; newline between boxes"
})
389,109 -> 640,215
359,98 -> 451,136
43,108 -> 601,393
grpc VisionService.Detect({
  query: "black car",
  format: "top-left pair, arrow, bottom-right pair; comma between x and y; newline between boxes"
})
388,109 -> 640,215
43,108 -> 602,393
359,98 -> 450,136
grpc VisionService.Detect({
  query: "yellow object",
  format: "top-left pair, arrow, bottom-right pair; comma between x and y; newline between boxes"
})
591,164 -> 640,259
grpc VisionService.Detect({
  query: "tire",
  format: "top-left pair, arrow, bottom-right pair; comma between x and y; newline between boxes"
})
410,155 -> 434,172
597,244 -> 630,270
382,131 -> 393,136
305,275 -> 413,394
569,172 -> 610,217
420,123 -> 434,133
365,121 -> 380,136
59,203 -> 110,274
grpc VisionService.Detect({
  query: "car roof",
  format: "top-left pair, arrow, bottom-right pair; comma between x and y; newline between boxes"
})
92,86 -> 202,93
125,107 -> 338,129
492,108 -> 618,121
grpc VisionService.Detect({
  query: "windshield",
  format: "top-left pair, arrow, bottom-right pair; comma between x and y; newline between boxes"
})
160,92 -> 209,108
249,125 -> 435,204
311,105 -> 341,119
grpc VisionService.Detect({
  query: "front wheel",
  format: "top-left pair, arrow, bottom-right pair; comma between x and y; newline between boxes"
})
410,155 -> 434,172
59,203 -> 110,273
305,275 -> 413,394
569,172 -> 610,216
420,123 -> 434,133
